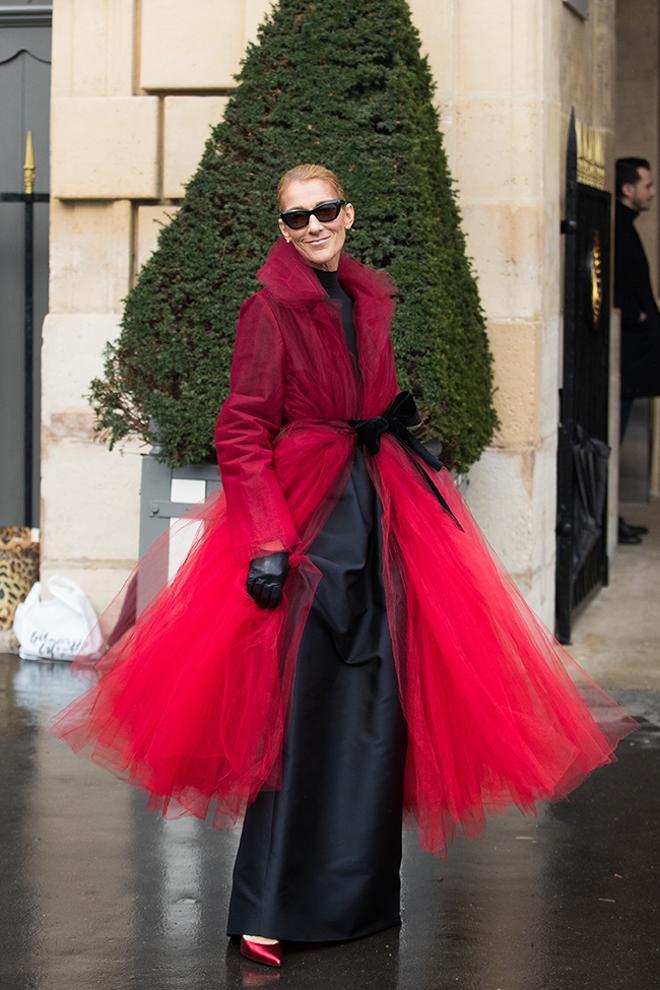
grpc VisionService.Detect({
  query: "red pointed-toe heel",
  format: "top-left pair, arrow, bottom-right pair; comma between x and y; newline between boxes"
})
239,936 -> 283,968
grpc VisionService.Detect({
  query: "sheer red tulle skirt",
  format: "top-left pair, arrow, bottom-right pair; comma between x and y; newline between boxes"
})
51,424 -> 636,856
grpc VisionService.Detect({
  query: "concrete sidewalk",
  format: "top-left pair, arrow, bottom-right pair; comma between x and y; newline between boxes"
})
570,497 -> 660,691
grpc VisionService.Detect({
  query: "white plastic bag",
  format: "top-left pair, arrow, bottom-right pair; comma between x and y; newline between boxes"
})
13,576 -> 101,661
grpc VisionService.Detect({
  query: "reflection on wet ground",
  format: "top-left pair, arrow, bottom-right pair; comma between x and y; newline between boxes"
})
1,654 -> 658,990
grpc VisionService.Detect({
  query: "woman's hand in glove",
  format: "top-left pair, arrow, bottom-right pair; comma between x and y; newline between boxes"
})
247,552 -> 290,609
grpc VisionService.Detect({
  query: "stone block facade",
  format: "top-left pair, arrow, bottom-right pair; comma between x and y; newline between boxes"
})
421,0 -> 565,620
40,313 -> 142,596
140,0 -> 249,91
51,0 -> 135,98
51,97 -> 160,199
163,96 -> 229,197
44,0 -> 620,628
49,200 -> 132,312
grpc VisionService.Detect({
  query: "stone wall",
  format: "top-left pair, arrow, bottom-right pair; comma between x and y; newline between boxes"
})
413,1 -> 564,621
42,0 -> 271,605
43,0 -> 620,628
414,0 -> 621,619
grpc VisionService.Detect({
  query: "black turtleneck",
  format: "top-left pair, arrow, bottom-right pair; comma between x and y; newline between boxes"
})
614,200 -> 660,331
313,267 -> 359,367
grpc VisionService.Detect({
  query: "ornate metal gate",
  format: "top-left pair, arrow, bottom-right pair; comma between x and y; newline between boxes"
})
555,111 -> 611,644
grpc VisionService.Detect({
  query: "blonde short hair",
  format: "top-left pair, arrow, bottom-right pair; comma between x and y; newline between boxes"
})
277,163 -> 346,205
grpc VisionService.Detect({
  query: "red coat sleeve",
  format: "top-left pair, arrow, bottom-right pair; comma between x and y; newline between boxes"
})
215,292 -> 299,556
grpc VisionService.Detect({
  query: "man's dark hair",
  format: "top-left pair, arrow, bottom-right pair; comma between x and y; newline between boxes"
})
616,157 -> 651,199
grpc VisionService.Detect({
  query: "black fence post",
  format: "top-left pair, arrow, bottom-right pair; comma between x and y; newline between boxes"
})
0,131 -> 49,527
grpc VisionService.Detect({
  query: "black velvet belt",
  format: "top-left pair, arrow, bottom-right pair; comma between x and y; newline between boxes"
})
347,390 -> 464,532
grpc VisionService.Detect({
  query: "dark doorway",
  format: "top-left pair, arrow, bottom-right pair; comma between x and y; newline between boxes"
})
556,111 -> 612,644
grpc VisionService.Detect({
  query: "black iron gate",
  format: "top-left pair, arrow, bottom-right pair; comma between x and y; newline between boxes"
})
0,133 -> 49,527
556,111 -> 611,644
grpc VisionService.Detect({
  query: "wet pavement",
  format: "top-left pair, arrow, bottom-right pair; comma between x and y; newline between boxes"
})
2,504 -> 660,989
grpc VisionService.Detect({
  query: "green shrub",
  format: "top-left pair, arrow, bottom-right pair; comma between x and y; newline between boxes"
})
90,0 -> 497,472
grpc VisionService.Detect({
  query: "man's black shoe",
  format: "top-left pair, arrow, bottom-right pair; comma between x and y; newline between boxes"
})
619,516 -> 649,538
618,517 -> 643,545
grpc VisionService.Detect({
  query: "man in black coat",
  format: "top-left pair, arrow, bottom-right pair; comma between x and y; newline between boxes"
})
614,157 -> 659,544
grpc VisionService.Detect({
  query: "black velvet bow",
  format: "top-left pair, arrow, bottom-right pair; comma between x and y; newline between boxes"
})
347,391 -> 464,532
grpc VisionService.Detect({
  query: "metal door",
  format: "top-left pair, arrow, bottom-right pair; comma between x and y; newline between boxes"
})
556,112 -> 611,643
0,4 -> 51,526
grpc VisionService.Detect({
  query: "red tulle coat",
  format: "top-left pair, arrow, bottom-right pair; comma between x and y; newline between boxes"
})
51,238 -> 636,855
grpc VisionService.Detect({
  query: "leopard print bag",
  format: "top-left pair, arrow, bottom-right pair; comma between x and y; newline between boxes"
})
0,527 -> 40,630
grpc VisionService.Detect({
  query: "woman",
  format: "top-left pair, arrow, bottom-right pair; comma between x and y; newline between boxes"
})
221,165 -> 408,964
52,164 -> 636,970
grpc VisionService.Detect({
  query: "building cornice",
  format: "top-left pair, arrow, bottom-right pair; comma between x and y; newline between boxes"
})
0,5 -> 52,28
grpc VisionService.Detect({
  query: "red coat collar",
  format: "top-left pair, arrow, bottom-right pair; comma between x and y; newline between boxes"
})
256,237 -> 396,308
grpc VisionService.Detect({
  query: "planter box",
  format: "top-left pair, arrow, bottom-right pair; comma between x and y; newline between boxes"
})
138,452 -> 221,612
139,453 -> 221,556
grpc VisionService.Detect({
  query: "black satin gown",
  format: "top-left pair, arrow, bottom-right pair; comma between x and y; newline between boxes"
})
226,267 -> 408,942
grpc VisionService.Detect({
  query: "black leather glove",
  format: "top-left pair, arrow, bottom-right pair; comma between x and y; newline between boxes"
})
247,552 -> 289,609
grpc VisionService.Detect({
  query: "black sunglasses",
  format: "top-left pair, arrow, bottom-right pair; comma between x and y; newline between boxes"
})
280,199 -> 346,230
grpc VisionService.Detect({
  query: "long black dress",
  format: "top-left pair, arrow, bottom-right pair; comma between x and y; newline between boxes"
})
226,267 -> 408,942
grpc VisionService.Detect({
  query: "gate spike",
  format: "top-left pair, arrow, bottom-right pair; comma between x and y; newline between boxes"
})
23,130 -> 35,194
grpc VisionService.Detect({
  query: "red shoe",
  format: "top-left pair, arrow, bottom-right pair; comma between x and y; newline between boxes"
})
239,936 -> 283,968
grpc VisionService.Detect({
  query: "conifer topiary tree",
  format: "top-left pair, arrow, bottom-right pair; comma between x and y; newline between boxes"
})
90,0 -> 497,472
